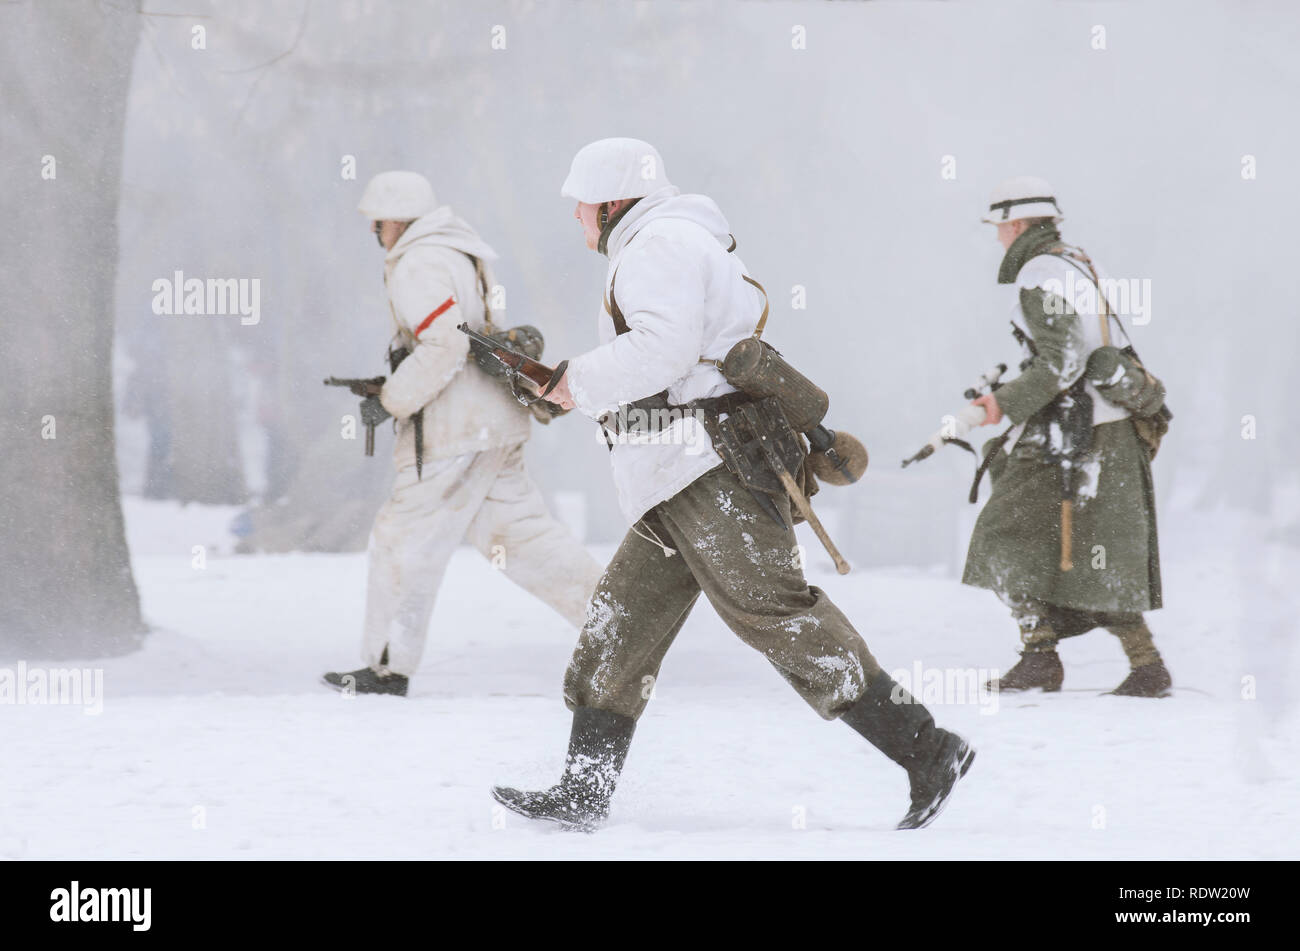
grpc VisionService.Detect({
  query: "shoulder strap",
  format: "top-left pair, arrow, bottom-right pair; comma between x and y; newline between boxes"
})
603,236 -> 770,366
742,274 -> 769,340
1052,246 -> 1159,389
1056,245 -> 1111,346
604,268 -> 631,336
1049,244 -> 1131,349
464,253 -> 495,334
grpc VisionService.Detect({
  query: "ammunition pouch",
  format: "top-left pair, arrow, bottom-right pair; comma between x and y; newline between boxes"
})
602,391 -> 816,526
1050,244 -> 1173,462
1085,344 -> 1172,460
700,396 -> 816,527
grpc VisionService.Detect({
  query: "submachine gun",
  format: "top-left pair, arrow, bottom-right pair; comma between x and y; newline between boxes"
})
323,375 -> 386,456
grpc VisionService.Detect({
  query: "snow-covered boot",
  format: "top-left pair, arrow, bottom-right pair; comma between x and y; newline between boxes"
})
985,649 -> 1063,693
1108,661 -> 1172,698
321,666 -> 408,697
841,675 -> 976,830
491,706 -> 635,832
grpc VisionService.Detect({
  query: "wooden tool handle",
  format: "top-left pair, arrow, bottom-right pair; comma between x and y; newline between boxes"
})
774,466 -> 851,575
1059,499 -> 1074,571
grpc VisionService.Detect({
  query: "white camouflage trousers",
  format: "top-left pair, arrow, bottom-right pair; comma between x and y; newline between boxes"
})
361,442 -> 602,676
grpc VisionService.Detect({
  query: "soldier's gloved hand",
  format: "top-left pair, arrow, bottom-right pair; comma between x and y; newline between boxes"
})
528,401 -> 569,424
359,395 -> 391,428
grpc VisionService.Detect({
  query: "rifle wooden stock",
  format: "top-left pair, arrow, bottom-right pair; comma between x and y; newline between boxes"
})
458,323 -> 564,396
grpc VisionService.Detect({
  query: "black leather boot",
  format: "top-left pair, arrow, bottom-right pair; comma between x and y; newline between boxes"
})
841,674 -> 975,830
985,650 -> 1064,693
321,666 -> 408,696
492,706 -> 636,832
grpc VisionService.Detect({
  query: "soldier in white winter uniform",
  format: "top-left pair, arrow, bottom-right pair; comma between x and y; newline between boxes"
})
322,171 -> 603,696
491,140 -> 975,832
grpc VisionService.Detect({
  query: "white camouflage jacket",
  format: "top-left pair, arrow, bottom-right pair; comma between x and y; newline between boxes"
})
379,207 -> 530,470
566,186 -> 767,523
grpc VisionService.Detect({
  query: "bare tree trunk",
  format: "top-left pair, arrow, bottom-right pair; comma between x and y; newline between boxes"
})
157,319 -> 250,504
0,2 -> 144,657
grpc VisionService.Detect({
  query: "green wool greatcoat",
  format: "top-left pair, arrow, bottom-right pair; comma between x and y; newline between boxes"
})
961,225 -> 1162,613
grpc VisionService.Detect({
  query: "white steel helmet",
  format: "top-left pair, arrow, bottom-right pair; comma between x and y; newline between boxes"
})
981,176 -> 1064,224
560,137 -> 672,204
357,171 -> 436,221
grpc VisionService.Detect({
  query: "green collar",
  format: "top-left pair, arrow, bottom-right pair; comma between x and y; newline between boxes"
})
997,221 -> 1062,284
597,198 -> 642,256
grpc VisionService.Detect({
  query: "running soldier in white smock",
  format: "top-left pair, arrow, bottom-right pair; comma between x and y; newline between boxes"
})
322,171 -> 603,696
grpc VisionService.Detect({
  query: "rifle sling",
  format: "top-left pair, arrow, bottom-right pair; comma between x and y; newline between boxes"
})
966,430 -> 1011,504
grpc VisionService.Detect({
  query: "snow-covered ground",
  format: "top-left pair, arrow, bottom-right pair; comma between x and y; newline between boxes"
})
3,499 -> 1297,859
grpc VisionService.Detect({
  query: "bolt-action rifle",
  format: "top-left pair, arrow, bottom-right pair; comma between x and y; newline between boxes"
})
903,320 -> 1091,572
458,323 -> 568,405
900,361 -> 1008,469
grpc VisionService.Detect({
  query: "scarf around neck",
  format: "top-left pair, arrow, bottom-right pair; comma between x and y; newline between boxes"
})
997,220 -> 1062,284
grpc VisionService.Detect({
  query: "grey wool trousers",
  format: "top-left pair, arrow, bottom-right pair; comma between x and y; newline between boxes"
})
564,464 -> 883,721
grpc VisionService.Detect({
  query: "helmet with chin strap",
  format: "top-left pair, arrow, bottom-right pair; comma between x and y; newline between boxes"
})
563,138 -> 672,252
981,176 -> 1063,225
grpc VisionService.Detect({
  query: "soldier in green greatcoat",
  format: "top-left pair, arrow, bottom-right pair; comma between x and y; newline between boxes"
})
962,177 -> 1172,698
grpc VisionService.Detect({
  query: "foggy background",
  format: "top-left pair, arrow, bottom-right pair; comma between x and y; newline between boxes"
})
2,0 -> 1298,864
116,0 -> 1300,558
4,0 -> 1298,652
